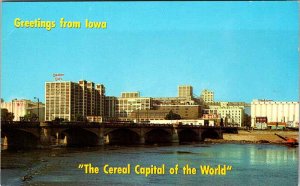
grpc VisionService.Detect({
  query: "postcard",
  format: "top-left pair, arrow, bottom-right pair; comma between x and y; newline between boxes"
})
1,1 -> 299,186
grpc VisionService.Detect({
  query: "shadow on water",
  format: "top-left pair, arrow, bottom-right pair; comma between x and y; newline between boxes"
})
176,151 -> 192,154
2,143 -> 298,186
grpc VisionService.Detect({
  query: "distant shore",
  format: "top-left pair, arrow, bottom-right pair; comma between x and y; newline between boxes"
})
205,130 -> 299,144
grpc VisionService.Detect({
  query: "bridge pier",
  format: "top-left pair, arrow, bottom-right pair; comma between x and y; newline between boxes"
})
40,128 -> 52,146
98,127 -> 105,146
198,130 -> 203,141
171,127 -> 179,144
138,128 -> 145,144
139,136 -> 145,144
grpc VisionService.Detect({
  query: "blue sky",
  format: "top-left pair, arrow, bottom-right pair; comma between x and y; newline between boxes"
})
2,2 -> 299,103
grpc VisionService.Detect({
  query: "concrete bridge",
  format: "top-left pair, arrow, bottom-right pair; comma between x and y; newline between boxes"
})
1,121 -> 238,149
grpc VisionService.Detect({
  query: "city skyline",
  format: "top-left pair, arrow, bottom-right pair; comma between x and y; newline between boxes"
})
2,2 -> 299,103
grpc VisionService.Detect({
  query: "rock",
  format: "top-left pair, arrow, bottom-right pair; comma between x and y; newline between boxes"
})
258,140 -> 270,144
21,175 -> 33,182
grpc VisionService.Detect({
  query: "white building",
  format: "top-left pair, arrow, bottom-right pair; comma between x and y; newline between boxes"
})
1,99 -> 45,121
205,102 -> 244,127
116,92 -> 151,120
251,99 -> 299,127
149,119 -> 215,126
201,89 -> 214,103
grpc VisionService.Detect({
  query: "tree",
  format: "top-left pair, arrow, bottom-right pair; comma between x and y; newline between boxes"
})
53,117 -> 65,123
1,108 -> 8,121
165,110 -> 181,120
75,114 -> 87,122
1,108 -> 14,121
220,118 -> 224,127
21,113 -> 38,122
243,113 -> 251,128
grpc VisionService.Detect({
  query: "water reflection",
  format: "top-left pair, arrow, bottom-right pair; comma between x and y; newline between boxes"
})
1,144 -> 298,186
247,145 -> 298,165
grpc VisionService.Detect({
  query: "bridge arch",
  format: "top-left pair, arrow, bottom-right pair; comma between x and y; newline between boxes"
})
105,128 -> 140,145
178,129 -> 199,143
201,129 -> 222,141
145,129 -> 172,144
61,128 -> 99,147
1,129 -> 39,149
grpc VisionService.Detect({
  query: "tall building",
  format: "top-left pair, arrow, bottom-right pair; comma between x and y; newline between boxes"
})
115,92 -> 151,121
1,99 -> 45,121
104,96 -> 117,120
251,100 -> 299,127
178,85 -> 193,98
201,89 -> 214,103
45,80 -> 105,121
95,83 -> 105,117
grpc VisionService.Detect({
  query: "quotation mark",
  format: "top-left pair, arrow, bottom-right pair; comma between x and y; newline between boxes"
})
78,164 -> 84,169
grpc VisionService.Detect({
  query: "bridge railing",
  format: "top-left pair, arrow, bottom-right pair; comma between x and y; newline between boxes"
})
1,121 -> 40,125
1,121 -> 239,131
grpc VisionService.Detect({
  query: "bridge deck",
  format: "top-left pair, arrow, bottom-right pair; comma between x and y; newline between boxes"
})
1,121 -> 237,131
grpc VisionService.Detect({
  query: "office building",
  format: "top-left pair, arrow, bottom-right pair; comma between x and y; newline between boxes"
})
115,92 -> 151,121
201,89 -> 214,103
128,110 -> 169,122
155,105 -> 201,119
45,80 -> 105,121
204,102 -> 244,127
153,97 -> 196,106
178,85 -> 193,98
104,96 -> 117,121
129,105 -> 201,121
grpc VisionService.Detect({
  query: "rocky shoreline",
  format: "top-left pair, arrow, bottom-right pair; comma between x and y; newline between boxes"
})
205,139 -> 285,145
205,130 -> 299,145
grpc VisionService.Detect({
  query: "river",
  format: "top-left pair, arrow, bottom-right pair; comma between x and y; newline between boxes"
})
1,143 -> 298,186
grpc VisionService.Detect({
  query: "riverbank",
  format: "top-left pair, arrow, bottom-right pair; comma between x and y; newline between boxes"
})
206,130 -> 299,144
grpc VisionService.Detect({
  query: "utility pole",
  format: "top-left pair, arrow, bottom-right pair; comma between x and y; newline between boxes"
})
34,97 -> 40,122
11,98 -> 17,121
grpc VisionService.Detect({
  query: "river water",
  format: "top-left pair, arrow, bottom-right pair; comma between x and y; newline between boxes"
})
1,143 -> 298,186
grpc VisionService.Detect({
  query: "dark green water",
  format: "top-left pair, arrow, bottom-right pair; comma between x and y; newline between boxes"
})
1,143 -> 298,186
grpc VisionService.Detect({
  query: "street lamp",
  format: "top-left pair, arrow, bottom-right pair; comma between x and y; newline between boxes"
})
34,97 -> 40,122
